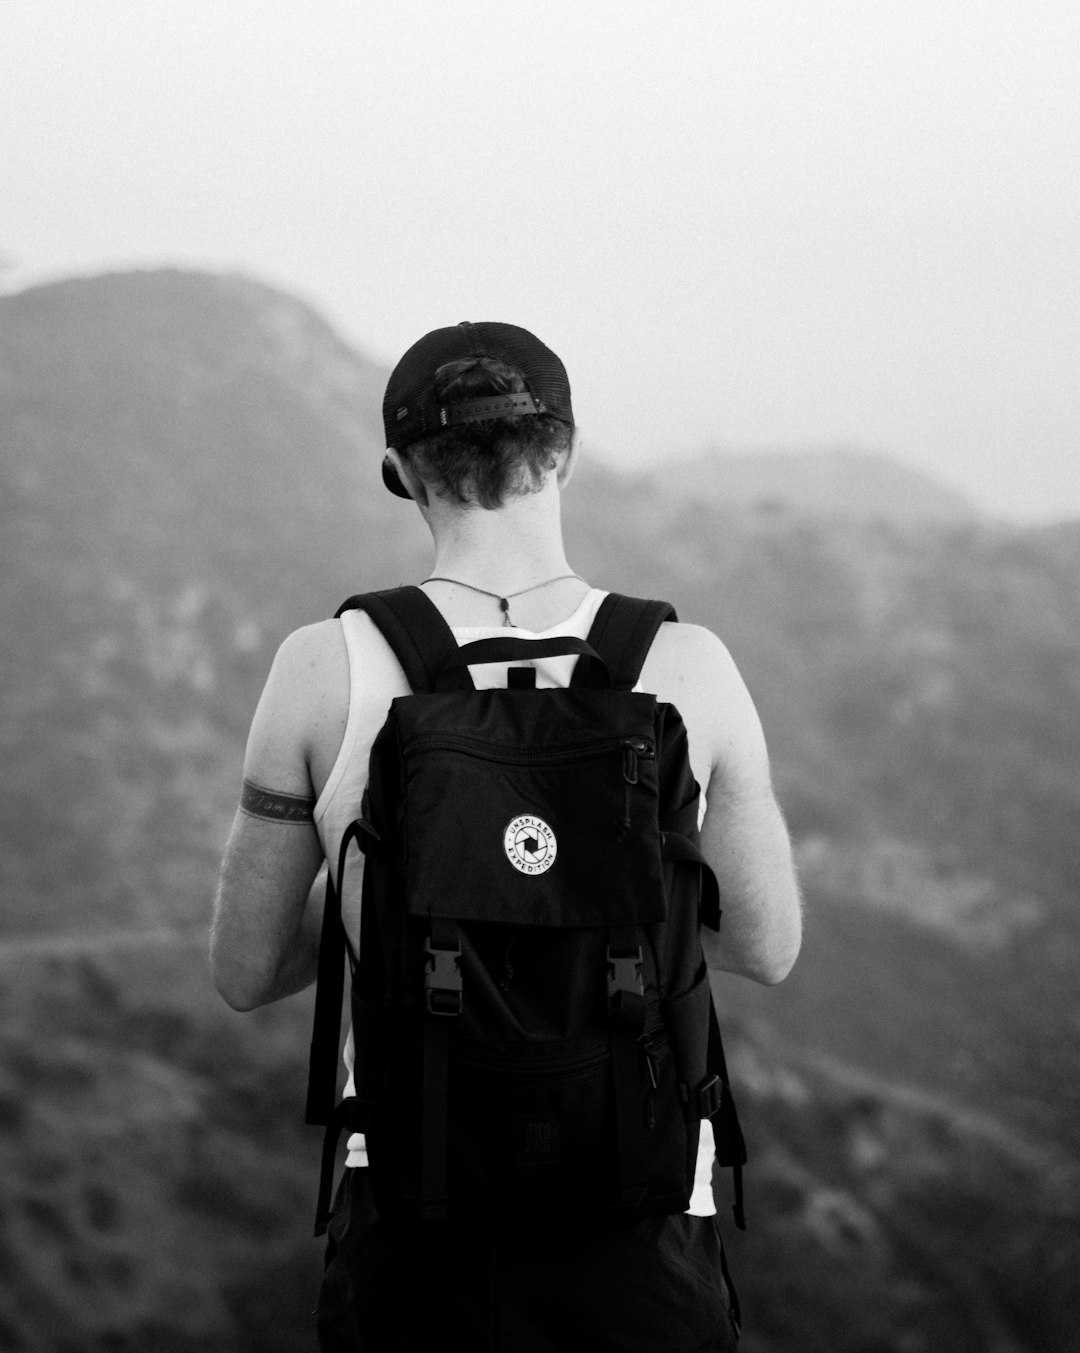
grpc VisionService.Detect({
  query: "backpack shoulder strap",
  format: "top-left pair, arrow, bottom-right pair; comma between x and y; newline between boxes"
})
335,585 -> 466,693
575,593 -> 678,691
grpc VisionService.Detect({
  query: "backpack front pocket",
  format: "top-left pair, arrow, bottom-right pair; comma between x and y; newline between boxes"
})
398,696 -> 666,930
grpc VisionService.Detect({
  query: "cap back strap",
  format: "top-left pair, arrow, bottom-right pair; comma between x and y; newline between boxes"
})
440,392 -> 544,426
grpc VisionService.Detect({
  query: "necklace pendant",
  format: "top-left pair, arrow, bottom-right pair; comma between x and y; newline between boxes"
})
420,572 -> 583,629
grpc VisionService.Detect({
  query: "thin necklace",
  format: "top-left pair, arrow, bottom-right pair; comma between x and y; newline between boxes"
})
421,572 -> 584,627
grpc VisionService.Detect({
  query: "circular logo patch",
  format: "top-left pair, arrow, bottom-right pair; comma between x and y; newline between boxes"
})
504,815 -> 558,876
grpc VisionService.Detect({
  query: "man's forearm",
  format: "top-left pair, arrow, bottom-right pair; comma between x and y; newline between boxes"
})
699,790 -> 802,984
256,875 -> 326,1003
210,810 -> 326,1010
212,870 -> 324,1008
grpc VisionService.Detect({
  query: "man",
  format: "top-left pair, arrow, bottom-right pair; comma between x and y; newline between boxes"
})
211,321 -> 802,1351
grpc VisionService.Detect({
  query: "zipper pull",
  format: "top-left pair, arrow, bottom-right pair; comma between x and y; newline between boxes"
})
621,738 -> 655,785
642,1036 -> 661,1130
621,739 -> 655,829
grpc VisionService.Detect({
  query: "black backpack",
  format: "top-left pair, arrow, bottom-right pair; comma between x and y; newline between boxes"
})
306,587 -> 746,1235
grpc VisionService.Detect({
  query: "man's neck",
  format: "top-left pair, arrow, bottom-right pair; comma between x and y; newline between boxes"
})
425,483 -> 574,594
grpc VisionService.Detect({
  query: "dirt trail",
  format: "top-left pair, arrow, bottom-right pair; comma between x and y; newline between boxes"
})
0,924 -> 205,964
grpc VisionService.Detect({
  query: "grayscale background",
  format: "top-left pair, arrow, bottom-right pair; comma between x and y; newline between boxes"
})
2,4 -> 1078,1350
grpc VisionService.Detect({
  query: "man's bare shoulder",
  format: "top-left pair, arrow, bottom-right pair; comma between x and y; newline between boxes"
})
639,620 -> 745,702
272,617 -> 346,675
641,621 -> 770,787
260,619 -> 348,718
245,619 -> 348,792
283,614 -> 349,695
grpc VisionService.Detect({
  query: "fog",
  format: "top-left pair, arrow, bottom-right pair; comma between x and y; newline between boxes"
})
3,0 -> 1077,519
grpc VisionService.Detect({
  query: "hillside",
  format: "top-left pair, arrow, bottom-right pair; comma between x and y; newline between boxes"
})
1,268 -> 429,940
656,444 -> 978,523
2,269 -> 1079,1352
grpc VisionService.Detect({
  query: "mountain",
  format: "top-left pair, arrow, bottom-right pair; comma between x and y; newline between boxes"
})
1,268 -> 429,941
656,445 -> 979,523
2,269 -> 1079,1353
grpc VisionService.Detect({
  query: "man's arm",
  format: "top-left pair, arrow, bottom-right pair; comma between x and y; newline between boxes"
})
212,811 -> 325,1010
210,623 -> 344,1010
645,624 -> 802,985
698,767 -> 802,985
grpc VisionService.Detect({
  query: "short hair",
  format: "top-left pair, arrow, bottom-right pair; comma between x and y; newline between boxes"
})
400,357 -> 573,510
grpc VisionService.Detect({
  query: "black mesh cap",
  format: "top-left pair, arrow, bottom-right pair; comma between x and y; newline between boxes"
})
381,321 -> 573,497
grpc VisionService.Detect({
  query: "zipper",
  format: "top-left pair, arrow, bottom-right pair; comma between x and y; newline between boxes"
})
404,732 -> 654,770
404,733 -> 656,833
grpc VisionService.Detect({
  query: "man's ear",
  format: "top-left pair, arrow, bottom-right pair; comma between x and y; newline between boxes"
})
383,449 -> 429,507
556,426 -> 582,490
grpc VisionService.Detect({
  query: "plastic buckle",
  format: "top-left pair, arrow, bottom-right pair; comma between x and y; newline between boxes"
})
424,937 -> 462,1016
697,1074 -> 724,1120
606,945 -> 644,1007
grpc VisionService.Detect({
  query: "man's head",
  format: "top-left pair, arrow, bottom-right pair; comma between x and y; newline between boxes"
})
381,321 -> 574,510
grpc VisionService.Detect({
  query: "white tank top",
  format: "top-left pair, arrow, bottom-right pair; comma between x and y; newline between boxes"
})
312,588 -> 716,1214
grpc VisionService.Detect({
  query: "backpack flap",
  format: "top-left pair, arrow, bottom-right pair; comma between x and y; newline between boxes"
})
392,686 -> 667,930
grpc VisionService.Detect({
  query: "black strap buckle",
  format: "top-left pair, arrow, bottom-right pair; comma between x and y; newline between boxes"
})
697,1073 -> 724,1120
606,944 -> 645,1029
424,933 -> 462,1016
606,945 -> 643,1001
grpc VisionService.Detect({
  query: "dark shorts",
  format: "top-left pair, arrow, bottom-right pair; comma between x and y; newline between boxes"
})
316,1169 -> 740,1352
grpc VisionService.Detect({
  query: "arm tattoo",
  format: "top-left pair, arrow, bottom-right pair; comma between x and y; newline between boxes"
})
240,778 -> 317,825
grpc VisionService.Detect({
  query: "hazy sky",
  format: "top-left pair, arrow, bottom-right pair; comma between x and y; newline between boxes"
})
3,1 -> 1077,520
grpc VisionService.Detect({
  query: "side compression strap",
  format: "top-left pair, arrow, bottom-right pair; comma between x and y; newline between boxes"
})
305,866 -> 345,1129
307,817 -> 376,1236
307,820 -> 358,1128
661,829 -> 721,932
314,1098 -> 367,1237
707,998 -> 747,1230
306,816 -> 377,1125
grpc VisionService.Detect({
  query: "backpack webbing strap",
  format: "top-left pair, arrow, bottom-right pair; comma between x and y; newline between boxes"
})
306,816 -> 369,1128
313,1098 -> 367,1237
706,999 -> 747,1230
421,917 -> 462,1221
335,586 -> 467,693
307,818 -> 371,1235
661,830 -> 722,932
574,594 -> 678,692
305,869 -> 345,1129
607,926 -> 649,1208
